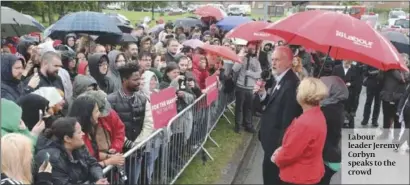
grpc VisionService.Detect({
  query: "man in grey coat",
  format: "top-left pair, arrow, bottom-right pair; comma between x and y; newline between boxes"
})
232,42 -> 262,133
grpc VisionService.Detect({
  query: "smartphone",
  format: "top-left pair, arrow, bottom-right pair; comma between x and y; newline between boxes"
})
39,110 -> 43,122
44,152 -> 50,164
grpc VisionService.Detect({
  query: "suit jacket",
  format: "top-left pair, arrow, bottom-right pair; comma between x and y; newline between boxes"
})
332,64 -> 358,88
258,69 -> 303,156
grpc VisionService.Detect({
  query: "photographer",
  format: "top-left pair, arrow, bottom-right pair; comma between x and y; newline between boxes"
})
231,42 -> 262,133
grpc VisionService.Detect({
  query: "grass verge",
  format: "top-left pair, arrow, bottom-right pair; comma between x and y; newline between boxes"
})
175,113 -> 252,184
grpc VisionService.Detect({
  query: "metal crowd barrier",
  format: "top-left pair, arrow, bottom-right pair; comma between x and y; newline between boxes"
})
103,83 -> 236,185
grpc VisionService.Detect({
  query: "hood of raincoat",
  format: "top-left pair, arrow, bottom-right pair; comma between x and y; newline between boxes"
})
142,70 -> 159,96
17,94 -> 49,131
1,98 -> 23,135
107,50 -> 122,76
1,53 -> 20,85
320,76 -> 349,106
88,53 -> 108,83
72,74 -> 98,98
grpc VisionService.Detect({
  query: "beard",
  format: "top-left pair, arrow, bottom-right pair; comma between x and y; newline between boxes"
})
46,70 -> 58,80
271,68 -> 278,76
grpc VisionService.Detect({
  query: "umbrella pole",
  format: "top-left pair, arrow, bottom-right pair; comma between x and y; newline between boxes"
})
11,18 -> 21,37
317,46 -> 332,78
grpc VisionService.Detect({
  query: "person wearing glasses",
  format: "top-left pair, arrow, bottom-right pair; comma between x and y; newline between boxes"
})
87,53 -> 115,94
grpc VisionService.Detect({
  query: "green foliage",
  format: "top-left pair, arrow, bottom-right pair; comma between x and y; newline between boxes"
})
341,1 -> 361,6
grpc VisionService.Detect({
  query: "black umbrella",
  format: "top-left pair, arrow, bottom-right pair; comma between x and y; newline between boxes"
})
382,31 -> 410,55
95,33 -> 138,45
1,6 -> 43,37
108,16 -> 134,33
48,11 -> 122,41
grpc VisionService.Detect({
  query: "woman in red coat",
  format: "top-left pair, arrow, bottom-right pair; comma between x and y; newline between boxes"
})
272,77 -> 329,185
192,54 -> 210,90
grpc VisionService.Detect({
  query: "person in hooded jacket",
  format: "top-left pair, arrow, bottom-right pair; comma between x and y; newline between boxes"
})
17,94 -> 50,131
16,39 -> 37,65
1,54 -> 34,102
88,53 -> 115,94
107,50 -> 127,92
319,76 -> 349,184
34,117 -> 108,185
1,98 -> 44,147
60,49 -> 78,82
72,74 -> 98,100
64,33 -> 76,51
259,43 -> 272,70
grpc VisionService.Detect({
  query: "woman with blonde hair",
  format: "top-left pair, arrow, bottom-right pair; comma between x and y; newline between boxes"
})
1,133 -> 52,185
292,56 -> 309,80
271,77 -> 329,185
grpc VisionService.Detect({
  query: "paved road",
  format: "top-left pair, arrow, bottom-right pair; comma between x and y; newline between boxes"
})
233,87 -> 409,184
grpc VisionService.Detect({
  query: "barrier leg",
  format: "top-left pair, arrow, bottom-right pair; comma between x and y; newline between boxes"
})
222,113 -> 233,125
208,135 -> 220,148
201,146 -> 214,161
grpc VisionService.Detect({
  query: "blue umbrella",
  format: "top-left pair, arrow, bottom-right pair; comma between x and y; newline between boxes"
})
48,11 -> 122,40
216,16 -> 252,31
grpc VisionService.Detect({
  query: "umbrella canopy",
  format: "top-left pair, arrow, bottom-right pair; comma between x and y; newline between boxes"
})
1,6 -> 43,37
200,44 -> 241,62
261,10 -> 408,71
148,24 -> 165,34
194,5 -> 227,21
382,31 -> 410,55
48,11 -> 122,41
183,39 -> 204,49
23,14 -> 45,31
106,15 -> 133,33
216,16 -> 252,31
225,21 -> 284,42
95,33 -> 138,45
174,17 -> 204,28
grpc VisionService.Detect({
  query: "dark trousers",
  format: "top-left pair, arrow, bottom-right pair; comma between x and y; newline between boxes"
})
263,151 -> 281,185
363,87 -> 381,123
382,101 -> 401,139
353,85 -> 362,113
318,164 -> 336,185
399,107 -> 410,146
235,87 -> 253,127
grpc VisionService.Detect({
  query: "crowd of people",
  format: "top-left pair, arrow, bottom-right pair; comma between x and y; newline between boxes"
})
1,12 -> 410,185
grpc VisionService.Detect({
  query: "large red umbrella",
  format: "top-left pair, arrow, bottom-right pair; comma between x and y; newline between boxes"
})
261,10 -> 408,71
225,21 -> 284,42
200,44 -> 241,63
194,5 -> 226,21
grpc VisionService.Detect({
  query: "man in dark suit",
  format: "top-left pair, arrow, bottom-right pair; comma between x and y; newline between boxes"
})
362,65 -> 383,127
332,60 -> 358,128
254,46 -> 302,185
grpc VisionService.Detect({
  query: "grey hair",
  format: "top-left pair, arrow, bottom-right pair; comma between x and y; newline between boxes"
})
41,51 -> 61,64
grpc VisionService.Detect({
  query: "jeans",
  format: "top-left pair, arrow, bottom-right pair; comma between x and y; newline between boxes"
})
125,153 -> 142,184
234,87 -> 254,127
146,146 -> 160,184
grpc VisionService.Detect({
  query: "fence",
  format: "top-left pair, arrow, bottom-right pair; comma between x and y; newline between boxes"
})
103,83 -> 236,185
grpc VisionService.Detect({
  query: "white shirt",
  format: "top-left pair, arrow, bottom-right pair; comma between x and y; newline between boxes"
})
260,68 -> 291,101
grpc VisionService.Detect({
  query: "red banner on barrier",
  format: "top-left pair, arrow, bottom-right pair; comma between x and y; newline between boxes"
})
151,87 -> 177,129
205,75 -> 218,106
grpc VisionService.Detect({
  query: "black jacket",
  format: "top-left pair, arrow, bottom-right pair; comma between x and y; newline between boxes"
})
363,65 -> 383,89
380,69 -> 407,103
88,53 -> 115,94
23,72 -> 65,94
321,102 -> 344,163
108,90 -> 147,141
34,135 -> 103,185
1,54 -> 23,102
258,69 -> 303,156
